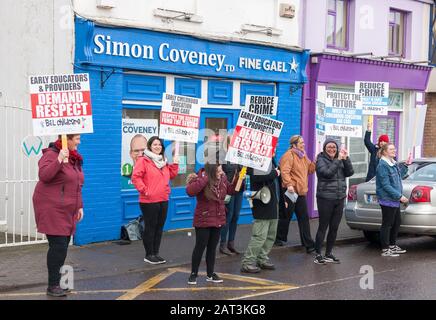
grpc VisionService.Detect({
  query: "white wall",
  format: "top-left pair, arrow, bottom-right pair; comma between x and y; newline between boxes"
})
72,0 -> 301,48
0,0 -> 74,107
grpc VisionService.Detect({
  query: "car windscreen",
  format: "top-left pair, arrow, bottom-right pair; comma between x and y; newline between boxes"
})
369,162 -> 431,181
405,163 -> 436,182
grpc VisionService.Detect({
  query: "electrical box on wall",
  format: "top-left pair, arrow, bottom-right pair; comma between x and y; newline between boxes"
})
279,4 -> 296,18
96,0 -> 115,9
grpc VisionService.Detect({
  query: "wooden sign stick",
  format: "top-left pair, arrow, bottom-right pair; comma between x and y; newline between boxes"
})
61,134 -> 68,163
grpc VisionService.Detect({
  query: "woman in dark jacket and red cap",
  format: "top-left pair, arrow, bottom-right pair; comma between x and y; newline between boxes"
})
186,162 -> 236,285
364,121 -> 390,181
32,134 -> 84,297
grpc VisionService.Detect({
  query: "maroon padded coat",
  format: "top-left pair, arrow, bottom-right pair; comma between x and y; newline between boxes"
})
32,146 -> 84,236
186,169 -> 236,228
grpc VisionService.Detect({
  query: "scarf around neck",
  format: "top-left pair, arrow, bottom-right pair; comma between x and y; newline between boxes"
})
291,148 -> 305,159
144,149 -> 167,169
53,139 -> 83,166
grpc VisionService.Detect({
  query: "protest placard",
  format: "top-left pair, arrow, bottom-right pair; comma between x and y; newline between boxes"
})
324,90 -> 363,138
355,81 -> 389,115
29,73 -> 93,136
225,110 -> 283,172
159,93 -> 201,143
244,95 -> 278,116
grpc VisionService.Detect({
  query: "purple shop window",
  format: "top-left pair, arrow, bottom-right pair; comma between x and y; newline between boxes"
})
389,9 -> 407,57
326,0 -> 349,50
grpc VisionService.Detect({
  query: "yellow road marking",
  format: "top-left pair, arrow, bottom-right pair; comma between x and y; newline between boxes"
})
170,267 -> 285,286
116,268 -> 178,300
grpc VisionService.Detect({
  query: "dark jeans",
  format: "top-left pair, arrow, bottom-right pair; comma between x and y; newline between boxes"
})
276,195 -> 315,249
140,201 -> 168,256
220,191 -> 243,244
380,205 -> 402,250
191,227 -> 221,276
46,235 -> 71,287
315,198 -> 344,255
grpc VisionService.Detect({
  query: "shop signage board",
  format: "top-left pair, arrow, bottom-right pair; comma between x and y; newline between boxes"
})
225,110 -> 283,172
29,73 -> 93,136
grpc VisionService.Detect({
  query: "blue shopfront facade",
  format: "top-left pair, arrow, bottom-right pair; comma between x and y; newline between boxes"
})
73,17 -> 309,245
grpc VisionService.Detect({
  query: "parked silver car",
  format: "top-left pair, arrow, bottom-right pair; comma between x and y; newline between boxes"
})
345,158 -> 436,243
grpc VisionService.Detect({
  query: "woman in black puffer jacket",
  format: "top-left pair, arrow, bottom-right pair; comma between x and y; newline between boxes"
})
314,139 -> 354,265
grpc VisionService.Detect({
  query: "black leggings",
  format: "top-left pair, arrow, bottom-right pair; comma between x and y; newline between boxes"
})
140,202 -> 168,256
277,195 -> 315,249
191,227 -> 221,276
315,198 -> 344,255
46,235 -> 71,287
380,205 -> 401,250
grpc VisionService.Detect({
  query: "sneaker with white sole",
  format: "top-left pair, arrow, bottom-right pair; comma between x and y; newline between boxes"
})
206,273 -> 223,283
381,249 -> 399,257
144,255 -> 161,264
188,273 -> 197,285
314,254 -> 327,265
155,255 -> 167,264
389,245 -> 406,254
324,253 -> 341,264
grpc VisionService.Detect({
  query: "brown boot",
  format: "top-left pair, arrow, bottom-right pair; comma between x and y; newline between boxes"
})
219,243 -> 233,255
227,241 -> 241,254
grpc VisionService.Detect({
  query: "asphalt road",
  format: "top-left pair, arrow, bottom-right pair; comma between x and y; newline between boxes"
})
1,235 -> 436,300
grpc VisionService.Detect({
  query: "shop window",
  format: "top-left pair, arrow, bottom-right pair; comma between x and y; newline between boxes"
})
122,108 -> 195,189
326,0 -> 349,50
208,80 -> 233,105
123,74 -> 166,101
240,83 -> 275,105
388,9 -> 406,57
175,78 -> 202,98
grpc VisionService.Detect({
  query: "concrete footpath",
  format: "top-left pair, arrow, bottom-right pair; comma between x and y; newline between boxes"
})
0,217 -> 363,292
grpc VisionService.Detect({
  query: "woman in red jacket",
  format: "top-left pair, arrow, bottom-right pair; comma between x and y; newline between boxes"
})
132,136 -> 179,265
32,134 -> 84,297
186,162 -> 236,285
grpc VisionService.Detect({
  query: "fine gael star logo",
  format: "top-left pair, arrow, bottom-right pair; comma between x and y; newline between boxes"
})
289,57 -> 299,73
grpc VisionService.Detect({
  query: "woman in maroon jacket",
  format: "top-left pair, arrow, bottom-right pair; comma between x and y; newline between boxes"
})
32,134 -> 84,297
186,163 -> 236,285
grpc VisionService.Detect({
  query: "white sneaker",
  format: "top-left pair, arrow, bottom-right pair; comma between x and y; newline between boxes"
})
381,249 -> 399,257
389,245 -> 406,254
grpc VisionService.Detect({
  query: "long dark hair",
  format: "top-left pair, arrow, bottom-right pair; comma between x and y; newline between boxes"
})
204,162 -> 220,201
147,136 -> 165,156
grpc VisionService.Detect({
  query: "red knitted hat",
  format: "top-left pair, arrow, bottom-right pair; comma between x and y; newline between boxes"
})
378,135 -> 390,144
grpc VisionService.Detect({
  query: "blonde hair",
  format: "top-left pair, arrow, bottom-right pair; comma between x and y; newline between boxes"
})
377,143 -> 395,158
290,135 -> 302,147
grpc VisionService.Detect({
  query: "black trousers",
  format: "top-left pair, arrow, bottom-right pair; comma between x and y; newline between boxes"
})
191,227 -> 221,276
315,198 -> 344,255
380,205 -> 402,250
140,201 -> 168,256
276,195 -> 315,249
46,235 -> 71,287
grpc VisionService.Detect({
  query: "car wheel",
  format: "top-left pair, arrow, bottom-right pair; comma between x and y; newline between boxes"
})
363,231 -> 380,244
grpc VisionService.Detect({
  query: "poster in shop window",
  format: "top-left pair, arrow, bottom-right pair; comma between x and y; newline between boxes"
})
355,81 -> 389,115
121,119 -> 159,189
29,73 -> 93,136
324,90 -> 363,138
225,110 -> 283,172
159,93 -> 201,143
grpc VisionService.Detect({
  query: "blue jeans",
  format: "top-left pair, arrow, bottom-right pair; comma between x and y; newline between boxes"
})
220,191 -> 243,244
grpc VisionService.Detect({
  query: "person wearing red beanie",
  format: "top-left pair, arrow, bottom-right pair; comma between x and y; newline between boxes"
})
364,123 -> 390,181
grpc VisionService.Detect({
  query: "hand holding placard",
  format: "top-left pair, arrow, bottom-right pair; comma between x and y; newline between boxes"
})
235,167 -> 247,192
